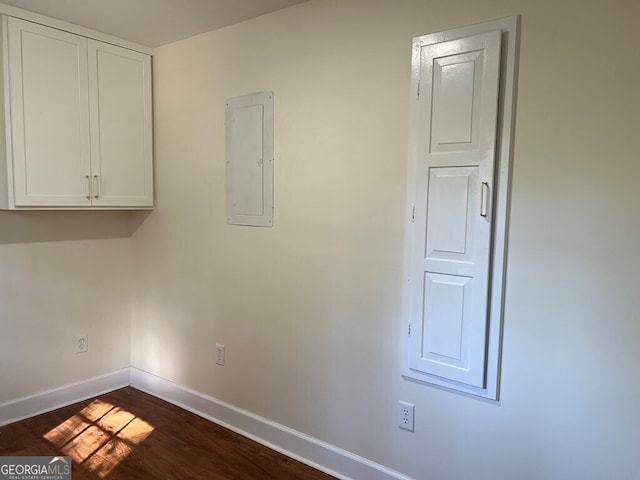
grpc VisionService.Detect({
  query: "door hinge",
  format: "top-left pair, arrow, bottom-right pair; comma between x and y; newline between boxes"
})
417,80 -> 420,98
411,205 -> 415,223
407,321 -> 411,337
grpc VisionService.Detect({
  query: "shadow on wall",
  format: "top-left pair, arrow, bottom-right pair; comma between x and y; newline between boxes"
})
0,210 -> 152,244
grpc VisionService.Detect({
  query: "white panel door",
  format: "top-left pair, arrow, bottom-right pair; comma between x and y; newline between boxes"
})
407,30 -> 501,388
88,40 -> 153,207
8,17 -> 91,206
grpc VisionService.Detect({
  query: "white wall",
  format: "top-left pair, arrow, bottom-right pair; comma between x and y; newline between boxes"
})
0,0 -> 626,478
0,212 -> 132,403
131,0 -> 640,478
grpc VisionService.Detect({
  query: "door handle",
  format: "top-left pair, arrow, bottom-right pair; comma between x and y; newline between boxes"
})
93,175 -> 99,199
85,175 -> 92,200
480,181 -> 489,218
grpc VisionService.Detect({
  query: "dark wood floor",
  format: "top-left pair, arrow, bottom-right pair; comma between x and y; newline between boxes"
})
0,387 -> 336,480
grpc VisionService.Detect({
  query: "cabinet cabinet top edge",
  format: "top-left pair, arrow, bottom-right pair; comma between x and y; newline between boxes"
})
0,4 -> 153,55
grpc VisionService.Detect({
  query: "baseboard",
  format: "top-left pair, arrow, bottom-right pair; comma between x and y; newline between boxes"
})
0,368 -> 130,426
130,367 -> 413,480
0,368 -> 412,480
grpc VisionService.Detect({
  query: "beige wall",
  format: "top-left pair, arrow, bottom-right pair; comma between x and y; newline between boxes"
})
0,212 -> 131,401
132,0 -> 640,478
1,0 -> 637,478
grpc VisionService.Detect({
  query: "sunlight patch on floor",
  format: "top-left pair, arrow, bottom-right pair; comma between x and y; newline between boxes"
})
44,399 -> 154,477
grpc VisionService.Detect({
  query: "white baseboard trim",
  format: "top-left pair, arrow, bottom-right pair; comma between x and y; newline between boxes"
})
0,368 -> 411,480
130,367 -> 412,480
0,368 -> 130,426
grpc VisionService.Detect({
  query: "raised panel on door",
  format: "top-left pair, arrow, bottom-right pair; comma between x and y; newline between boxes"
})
406,30 -> 501,390
419,32 -> 501,163
88,40 -> 153,207
425,166 -> 478,269
8,17 -> 91,206
421,272 -> 473,371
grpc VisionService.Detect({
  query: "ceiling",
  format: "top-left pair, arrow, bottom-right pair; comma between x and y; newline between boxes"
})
0,0 -> 310,47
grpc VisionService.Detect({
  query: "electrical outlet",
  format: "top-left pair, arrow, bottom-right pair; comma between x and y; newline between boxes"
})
215,344 -> 225,366
398,401 -> 415,432
75,334 -> 88,354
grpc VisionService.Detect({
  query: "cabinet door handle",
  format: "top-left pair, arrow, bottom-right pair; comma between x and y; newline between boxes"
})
480,181 -> 489,218
85,175 -> 92,200
93,175 -> 99,199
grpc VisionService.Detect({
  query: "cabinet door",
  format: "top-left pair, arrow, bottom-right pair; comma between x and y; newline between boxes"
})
403,29 -> 503,394
8,17 -> 91,206
88,40 -> 153,207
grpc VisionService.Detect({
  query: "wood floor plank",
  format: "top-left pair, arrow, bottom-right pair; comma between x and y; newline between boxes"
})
0,387 -> 336,480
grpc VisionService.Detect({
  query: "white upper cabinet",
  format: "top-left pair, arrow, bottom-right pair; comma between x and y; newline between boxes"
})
7,18 -> 91,207
0,16 -> 153,209
88,40 -> 153,207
